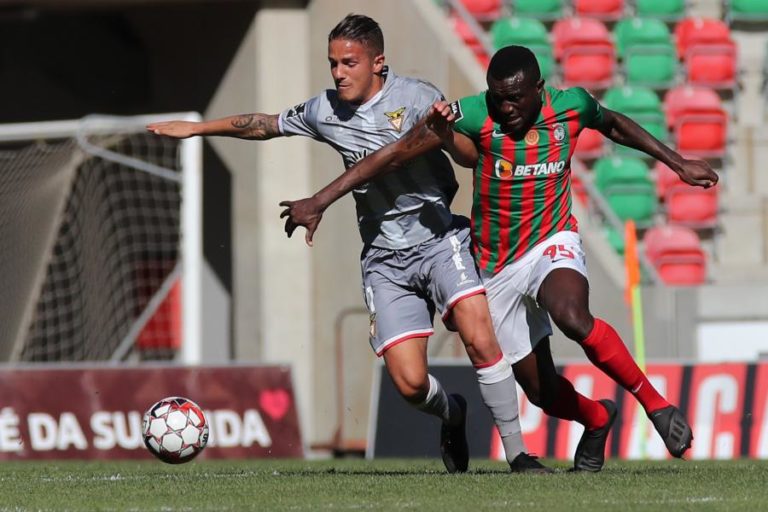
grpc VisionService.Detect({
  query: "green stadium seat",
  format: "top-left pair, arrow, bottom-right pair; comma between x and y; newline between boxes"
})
726,0 -> 768,22
634,0 -> 686,21
614,18 -> 678,88
489,17 -> 555,79
593,156 -> 657,225
512,0 -> 564,21
602,86 -> 668,155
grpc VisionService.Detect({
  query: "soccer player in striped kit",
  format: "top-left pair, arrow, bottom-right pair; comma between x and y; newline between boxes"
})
281,45 -> 717,471
149,17 -> 547,473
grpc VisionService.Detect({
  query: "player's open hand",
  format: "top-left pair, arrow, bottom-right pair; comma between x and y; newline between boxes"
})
425,101 -> 456,142
676,158 -> 719,188
146,121 -> 198,139
279,197 -> 324,246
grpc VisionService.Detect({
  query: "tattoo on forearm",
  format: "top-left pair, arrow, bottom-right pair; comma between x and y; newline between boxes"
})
230,114 -> 278,139
402,122 -> 430,153
232,115 -> 255,129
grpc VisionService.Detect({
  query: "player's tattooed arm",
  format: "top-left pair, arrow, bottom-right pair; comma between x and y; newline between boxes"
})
146,113 -> 281,140
278,102 -> 460,246
597,108 -> 718,188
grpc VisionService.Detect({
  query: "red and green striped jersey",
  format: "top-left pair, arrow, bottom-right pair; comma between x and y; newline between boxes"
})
451,86 -> 603,274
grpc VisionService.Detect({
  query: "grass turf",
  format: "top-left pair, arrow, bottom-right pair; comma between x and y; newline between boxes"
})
0,459 -> 766,511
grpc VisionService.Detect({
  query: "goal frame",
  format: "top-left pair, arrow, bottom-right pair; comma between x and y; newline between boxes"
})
0,113 -> 204,364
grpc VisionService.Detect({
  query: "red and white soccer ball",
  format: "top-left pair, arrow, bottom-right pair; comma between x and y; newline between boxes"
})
142,396 -> 209,464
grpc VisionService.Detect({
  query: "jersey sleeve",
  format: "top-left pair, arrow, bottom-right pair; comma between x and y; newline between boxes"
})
570,87 -> 604,130
278,95 -> 322,140
450,93 -> 486,141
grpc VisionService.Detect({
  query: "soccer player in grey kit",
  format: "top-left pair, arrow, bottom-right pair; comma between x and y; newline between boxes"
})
148,14 -> 546,473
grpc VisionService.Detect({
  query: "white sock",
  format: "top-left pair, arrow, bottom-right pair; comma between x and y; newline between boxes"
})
476,356 -> 526,463
414,374 -> 462,426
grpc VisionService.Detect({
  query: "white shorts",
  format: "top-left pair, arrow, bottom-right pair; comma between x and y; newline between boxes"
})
480,231 -> 588,364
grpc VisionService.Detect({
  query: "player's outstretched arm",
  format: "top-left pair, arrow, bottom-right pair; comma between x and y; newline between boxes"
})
146,113 -> 281,140
279,101 -> 475,246
597,108 -> 718,188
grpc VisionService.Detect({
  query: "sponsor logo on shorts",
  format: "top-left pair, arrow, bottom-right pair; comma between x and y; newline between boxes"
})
384,107 -> 407,132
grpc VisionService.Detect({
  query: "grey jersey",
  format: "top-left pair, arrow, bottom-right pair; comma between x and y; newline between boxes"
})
278,68 -> 458,250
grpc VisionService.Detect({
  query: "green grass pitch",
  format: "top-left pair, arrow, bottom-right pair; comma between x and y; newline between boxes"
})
1,459 -> 766,511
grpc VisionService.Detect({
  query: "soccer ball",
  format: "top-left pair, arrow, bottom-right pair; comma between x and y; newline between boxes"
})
142,396 -> 209,464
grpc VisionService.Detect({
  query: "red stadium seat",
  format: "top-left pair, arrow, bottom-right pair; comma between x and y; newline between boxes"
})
552,17 -> 612,61
685,44 -> 737,89
572,0 -> 625,21
562,43 -> 616,89
643,225 -> 707,285
662,85 -> 727,158
552,18 -> 615,89
574,127 -> 605,160
674,17 -> 732,59
665,184 -> 719,229
654,161 -> 682,200
674,18 -> 737,89
460,0 -> 502,22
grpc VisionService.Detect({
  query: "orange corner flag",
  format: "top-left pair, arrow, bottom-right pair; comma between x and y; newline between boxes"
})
624,220 -> 640,304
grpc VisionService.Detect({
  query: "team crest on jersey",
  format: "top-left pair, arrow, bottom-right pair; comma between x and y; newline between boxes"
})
449,101 -> 463,122
524,130 -> 540,146
384,107 -> 407,132
286,102 -> 306,118
494,159 -> 514,179
553,123 -> 566,144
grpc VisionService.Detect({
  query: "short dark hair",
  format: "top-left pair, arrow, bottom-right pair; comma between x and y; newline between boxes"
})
328,14 -> 384,56
487,45 -> 541,83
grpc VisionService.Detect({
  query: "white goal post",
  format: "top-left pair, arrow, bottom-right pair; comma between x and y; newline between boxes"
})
0,113 -> 203,365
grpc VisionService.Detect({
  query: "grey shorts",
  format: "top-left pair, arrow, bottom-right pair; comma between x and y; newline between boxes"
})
361,216 -> 485,356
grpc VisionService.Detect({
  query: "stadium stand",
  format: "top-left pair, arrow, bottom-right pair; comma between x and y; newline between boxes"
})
614,18 -> 678,88
511,0 -> 564,21
663,85 -> 728,158
725,0 -> 768,23
602,85 -> 668,154
572,0 -> 626,21
593,156 -> 657,226
675,17 -> 738,90
643,224 -> 708,285
458,0 -> 502,22
634,0 -> 687,21
665,183 -> 720,230
551,17 -> 616,89
490,17 -> 555,79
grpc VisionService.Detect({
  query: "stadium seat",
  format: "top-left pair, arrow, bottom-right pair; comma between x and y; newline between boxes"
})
635,0 -> 686,21
643,224 -> 707,285
614,18 -> 678,88
490,17 -> 555,79
665,184 -> 719,229
574,127 -> 606,160
593,156 -> 657,225
459,0 -> 503,22
662,85 -> 728,158
674,18 -> 737,89
552,18 -> 615,89
572,0 -> 625,21
725,0 -> 768,23
654,160 -> 682,200
602,86 -> 667,154
512,0 -> 564,21
552,17 -> 612,60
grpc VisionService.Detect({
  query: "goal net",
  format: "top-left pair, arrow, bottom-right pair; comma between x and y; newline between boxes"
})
0,114 -> 202,364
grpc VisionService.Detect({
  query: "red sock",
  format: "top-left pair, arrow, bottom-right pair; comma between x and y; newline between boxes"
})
581,318 -> 670,414
543,375 -> 609,430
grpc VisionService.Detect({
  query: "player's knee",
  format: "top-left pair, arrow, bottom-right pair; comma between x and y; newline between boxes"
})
393,370 -> 430,403
550,301 -> 593,341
